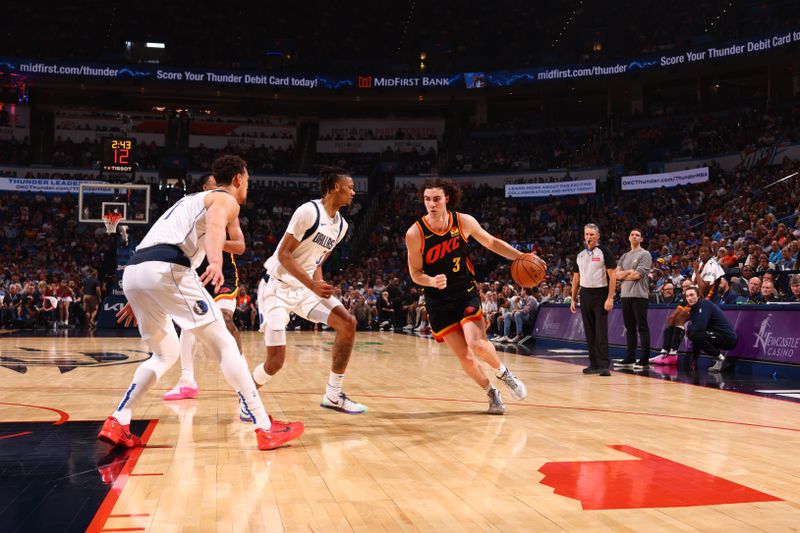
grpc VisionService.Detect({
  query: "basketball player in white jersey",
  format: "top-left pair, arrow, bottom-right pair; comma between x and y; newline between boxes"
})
252,166 -> 367,414
99,156 -> 303,451
163,172 -> 245,402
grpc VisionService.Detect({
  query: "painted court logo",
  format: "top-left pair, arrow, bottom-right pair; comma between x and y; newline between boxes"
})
193,300 -> 209,315
0,347 -> 151,373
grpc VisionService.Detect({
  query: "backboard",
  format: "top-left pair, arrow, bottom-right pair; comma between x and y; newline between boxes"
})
78,182 -> 151,225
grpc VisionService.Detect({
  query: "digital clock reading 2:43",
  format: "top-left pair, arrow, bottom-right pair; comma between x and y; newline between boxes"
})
101,137 -> 136,173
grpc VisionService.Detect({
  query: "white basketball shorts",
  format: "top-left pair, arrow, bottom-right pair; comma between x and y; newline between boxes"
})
123,262 -> 220,341
257,277 -> 342,331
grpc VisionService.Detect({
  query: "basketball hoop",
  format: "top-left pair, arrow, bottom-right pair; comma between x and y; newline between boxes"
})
102,212 -> 124,234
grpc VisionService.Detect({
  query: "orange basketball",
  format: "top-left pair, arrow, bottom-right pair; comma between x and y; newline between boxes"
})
511,253 -> 547,288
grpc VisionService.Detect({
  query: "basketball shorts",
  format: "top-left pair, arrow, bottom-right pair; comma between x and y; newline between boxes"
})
123,262 -> 219,341
212,285 -> 238,313
427,294 -> 483,343
257,277 -> 342,332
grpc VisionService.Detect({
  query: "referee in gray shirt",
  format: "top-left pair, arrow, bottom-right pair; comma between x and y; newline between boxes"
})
570,223 -> 616,376
614,229 -> 652,369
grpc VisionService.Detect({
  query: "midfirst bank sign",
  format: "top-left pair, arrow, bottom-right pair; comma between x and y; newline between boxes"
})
357,75 -> 455,88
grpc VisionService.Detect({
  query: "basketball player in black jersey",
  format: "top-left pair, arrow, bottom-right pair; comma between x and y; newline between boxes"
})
405,179 -> 528,414
163,172 -> 245,401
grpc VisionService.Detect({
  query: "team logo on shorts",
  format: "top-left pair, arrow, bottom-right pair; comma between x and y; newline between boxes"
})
193,300 -> 209,315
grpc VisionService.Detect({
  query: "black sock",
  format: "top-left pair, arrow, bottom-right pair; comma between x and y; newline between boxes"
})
671,327 -> 685,351
662,326 -> 675,351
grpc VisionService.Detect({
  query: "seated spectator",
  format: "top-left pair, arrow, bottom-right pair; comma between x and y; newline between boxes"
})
537,283 -> 553,304
713,277 -> 742,305
1,284 -> 22,327
651,282 -> 677,304
401,287 -> 419,330
718,245 -> 738,269
786,275 -> 800,303
498,287 -> 539,344
377,290 -> 394,330
745,276 -> 765,304
350,294 -> 374,331
761,280 -> 783,303
234,284 -> 255,330
413,292 -> 429,332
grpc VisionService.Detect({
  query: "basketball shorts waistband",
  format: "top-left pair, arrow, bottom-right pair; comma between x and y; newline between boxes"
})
129,244 -> 190,268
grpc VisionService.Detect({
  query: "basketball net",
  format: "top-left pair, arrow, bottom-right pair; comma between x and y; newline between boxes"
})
102,212 -> 124,234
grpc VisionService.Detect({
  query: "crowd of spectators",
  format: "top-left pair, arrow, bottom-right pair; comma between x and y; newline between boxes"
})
314,147 -> 437,176
447,106 -> 800,175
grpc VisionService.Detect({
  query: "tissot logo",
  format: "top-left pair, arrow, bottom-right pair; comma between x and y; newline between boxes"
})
358,76 -> 372,88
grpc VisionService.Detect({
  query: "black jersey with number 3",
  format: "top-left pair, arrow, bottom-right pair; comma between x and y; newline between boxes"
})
416,211 -> 477,303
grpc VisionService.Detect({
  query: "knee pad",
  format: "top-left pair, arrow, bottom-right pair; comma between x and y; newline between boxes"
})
264,327 -> 286,347
145,331 -> 181,379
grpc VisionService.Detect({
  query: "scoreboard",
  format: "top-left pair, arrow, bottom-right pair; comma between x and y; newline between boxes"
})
101,137 -> 136,173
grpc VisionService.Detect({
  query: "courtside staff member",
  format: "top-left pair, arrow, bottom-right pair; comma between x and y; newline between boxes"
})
615,228 -> 652,369
570,223 -> 617,376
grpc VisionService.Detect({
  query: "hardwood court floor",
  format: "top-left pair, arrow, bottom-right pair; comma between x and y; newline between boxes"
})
1,330 -> 800,532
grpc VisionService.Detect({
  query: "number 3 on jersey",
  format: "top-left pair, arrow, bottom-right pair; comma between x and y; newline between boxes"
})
452,257 -> 461,272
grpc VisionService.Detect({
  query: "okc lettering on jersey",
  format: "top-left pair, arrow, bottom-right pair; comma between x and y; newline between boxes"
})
312,232 -> 336,250
425,236 -> 461,264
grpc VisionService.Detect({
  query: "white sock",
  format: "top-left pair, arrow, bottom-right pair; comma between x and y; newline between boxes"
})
180,368 -> 196,387
326,371 -> 345,401
253,363 -> 273,386
114,368 -> 158,426
669,350 -> 677,355
659,349 -> 668,355
495,362 -> 508,378
483,383 -> 495,393
178,331 -> 196,386
220,354 -> 269,430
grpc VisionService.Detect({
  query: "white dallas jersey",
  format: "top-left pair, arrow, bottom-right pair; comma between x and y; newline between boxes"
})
138,190 -> 227,269
264,199 -> 348,287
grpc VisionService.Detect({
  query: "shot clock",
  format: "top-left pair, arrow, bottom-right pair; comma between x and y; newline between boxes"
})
101,137 -> 136,173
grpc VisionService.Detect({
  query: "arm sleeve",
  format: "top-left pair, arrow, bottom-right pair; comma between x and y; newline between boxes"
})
284,202 -> 317,239
572,253 -> 582,275
636,252 -> 652,278
600,245 -> 617,269
523,296 -> 539,314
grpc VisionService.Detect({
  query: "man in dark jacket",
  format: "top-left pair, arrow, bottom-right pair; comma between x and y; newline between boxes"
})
685,285 -> 738,373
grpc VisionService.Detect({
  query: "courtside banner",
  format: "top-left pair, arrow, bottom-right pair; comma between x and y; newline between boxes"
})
621,167 -> 709,191
533,305 -> 800,365
505,179 -> 596,198
3,29 -> 799,90
0,177 -> 108,194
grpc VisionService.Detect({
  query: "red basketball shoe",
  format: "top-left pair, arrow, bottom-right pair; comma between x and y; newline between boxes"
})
97,416 -> 141,448
255,416 -> 304,450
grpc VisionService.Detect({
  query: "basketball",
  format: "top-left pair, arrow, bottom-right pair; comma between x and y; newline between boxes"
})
511,253 -> 547,288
